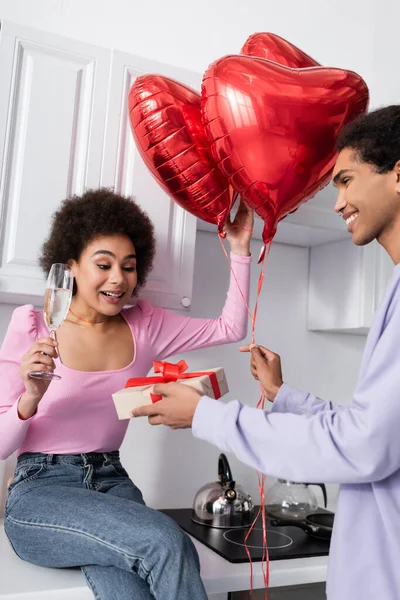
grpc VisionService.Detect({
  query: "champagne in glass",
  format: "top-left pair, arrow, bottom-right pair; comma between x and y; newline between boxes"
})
29,263 -> 73,381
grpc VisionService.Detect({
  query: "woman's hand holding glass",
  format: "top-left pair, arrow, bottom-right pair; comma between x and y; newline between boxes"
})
20,337 -> 59,401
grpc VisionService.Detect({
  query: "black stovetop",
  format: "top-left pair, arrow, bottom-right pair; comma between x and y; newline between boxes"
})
161,507 -> 331,564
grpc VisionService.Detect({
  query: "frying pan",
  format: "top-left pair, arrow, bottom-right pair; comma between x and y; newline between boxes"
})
270,512 -> 334,539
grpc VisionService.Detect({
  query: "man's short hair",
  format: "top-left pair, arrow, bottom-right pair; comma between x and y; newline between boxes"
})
337,105 -> 400,173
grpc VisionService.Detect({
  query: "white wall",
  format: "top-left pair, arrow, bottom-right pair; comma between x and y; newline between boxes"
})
0,0 -> 374,78
1,0 -> 398,109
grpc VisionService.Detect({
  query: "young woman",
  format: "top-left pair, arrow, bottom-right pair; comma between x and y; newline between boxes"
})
0,188 -> 253,600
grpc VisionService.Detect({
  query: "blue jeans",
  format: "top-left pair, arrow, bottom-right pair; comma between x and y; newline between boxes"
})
4,451 -> 208,600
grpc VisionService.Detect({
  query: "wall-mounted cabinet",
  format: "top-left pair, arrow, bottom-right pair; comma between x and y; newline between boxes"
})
0,21 -> 198,310
308,239 -> 394,334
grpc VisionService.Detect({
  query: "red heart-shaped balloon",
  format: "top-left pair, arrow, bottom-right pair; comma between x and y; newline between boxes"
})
241,32 -> 320,68
202,56 -> 369,244
129,75 -> 232,232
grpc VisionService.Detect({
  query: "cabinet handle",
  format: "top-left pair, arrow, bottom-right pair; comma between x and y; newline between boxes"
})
181,297 -> 191,308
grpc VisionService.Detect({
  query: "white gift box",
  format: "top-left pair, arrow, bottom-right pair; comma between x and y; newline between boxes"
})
112,367 -> 228,420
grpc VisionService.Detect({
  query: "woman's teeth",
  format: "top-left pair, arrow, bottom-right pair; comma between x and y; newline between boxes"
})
346,213 -> 359,225
101,292 -> 124,298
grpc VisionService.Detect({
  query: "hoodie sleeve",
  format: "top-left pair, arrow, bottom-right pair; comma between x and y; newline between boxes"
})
270,383 -> 347,416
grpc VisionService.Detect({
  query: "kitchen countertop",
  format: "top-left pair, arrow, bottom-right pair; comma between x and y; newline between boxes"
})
0,518 -> 327,599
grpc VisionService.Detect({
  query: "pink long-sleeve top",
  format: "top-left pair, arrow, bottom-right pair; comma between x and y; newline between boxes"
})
0,253 -> 250,460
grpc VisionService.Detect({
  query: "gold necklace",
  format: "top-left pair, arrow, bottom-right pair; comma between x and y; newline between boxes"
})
69,308 -> 109,324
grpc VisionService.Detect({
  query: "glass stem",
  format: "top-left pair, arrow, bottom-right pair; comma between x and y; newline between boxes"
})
50,329 -> 61,365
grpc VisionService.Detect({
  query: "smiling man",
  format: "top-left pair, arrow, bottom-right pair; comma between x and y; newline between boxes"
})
333,109 -> 400,259
132,105 -> 400,600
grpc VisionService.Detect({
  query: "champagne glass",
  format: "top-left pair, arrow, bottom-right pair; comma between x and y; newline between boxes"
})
29,263 -> 73,381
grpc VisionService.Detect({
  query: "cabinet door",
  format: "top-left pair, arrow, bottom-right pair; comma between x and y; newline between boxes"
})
101,50 -> 199,310
308,239 -> 394,333
0,21 -> 111,305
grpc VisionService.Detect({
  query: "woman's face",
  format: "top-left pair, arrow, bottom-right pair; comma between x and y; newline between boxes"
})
70,234 -> 138,315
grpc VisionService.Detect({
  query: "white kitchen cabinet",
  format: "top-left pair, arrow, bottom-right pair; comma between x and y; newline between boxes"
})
308,238 -> 394,334
100,50 -> 199,310
0,21 -> 198,310
0,21 -> 111,305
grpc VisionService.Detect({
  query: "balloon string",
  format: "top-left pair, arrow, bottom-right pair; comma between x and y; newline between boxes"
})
219,234 -> 271,598
244,503 -> 262,595
255,387 -> 269,594
251,248 -> 269,343
218,235 -> 270,344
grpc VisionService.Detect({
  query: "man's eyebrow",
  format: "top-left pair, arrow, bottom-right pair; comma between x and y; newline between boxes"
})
332,169 -> 353,186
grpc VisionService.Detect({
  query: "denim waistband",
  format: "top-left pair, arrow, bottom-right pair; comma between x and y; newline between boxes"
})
17,451 -> 120,468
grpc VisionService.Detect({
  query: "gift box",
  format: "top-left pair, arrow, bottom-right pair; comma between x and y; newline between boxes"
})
112,360 -> 228,420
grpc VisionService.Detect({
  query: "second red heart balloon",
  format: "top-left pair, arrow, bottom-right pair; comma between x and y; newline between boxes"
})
202,55 -> 369,245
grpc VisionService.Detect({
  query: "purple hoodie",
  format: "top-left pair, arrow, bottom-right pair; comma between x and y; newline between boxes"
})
193,262 -> 400,599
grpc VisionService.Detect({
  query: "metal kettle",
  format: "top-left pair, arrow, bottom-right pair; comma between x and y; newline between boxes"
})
192,453 -> 254,529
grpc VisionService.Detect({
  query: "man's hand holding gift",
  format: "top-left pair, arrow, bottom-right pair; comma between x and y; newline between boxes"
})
131,382 -> 202,429
112,360 -> 228,423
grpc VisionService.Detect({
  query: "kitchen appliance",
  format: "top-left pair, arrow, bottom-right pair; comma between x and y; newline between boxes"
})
271,512 -> 334,539
192,454 -> 254,528
161,506 -> 332,563
266,479 -> 327,521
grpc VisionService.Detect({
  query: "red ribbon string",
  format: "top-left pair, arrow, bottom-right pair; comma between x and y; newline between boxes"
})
219,233 -> 272,599
125,360 -> 221,403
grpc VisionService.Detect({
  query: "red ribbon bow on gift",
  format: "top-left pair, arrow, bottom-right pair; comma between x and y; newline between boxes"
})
125,360 -> 221,403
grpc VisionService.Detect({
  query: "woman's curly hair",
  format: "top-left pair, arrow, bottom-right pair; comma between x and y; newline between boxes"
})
39,188 -> 155,295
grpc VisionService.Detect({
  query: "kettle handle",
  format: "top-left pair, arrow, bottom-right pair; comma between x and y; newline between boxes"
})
218,453 -> 233,486
304,483 -> 327,508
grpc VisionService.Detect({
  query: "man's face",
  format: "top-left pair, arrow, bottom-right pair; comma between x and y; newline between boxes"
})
333,148 -> 400,246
